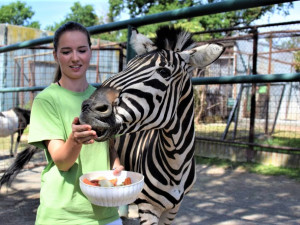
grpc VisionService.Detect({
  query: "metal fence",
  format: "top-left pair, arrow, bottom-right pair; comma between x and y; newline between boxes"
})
0,12 -> 299,169
193,21 -> 300,165
0,42 -> 125,170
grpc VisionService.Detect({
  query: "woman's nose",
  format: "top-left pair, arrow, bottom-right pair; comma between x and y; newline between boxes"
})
71,51 -> 79,61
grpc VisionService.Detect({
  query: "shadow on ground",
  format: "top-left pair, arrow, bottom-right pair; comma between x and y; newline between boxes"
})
1,164 -> 300,225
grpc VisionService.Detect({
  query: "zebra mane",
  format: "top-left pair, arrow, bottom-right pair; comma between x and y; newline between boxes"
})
153,26 -> 195,52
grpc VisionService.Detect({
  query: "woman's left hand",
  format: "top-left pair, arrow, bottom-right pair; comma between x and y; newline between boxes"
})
113,165 -> 124,175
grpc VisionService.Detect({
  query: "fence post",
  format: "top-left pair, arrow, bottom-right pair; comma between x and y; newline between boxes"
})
126,25 -> 136,63
248,27 -> 258,162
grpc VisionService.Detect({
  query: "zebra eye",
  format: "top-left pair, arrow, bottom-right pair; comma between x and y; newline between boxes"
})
156,68 -> 170,78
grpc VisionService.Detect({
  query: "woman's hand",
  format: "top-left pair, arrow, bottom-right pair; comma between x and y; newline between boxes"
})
46,117 -> 98,171
109,139 -> 124,175
113,165 -> 124,175
71,117 -> 97,145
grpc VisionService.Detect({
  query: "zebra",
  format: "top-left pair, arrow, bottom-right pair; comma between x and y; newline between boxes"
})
79,25 -> 225,224
0,107 -> 31,157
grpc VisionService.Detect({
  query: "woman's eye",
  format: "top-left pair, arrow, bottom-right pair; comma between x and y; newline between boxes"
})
62,51 -> 70,55
79,50 -> 87,53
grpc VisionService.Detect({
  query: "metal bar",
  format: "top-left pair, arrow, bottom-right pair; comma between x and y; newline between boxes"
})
194,20 -> 300,35
0,72 -> 299,93
196,136 -> 300,152
271,84 -> 286,134
248,28 -> 258,162
191,73 -> 300,85
0,0 -> 295,53
222,84 -> 244,140
126,25 -> 135,63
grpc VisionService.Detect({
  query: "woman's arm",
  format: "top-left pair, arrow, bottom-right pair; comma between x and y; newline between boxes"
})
109,138 -> 124,175
45,117 -> 97,171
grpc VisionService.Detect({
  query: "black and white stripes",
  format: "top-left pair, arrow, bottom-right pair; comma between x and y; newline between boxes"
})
79,25 -> 224,224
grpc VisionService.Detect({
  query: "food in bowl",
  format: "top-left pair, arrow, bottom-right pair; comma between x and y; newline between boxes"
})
79,170 -> 144,207
83,176 -> 132,187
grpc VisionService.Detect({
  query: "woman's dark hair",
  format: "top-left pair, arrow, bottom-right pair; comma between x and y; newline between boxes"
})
53,21 -> 92,82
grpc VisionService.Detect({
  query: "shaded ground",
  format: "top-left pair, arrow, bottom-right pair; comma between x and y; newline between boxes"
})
1,164 -> 300,225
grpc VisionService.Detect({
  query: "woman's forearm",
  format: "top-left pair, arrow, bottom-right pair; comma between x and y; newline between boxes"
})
46,135 -> 82,171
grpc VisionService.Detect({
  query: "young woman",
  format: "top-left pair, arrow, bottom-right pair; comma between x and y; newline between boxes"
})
28,21 -> 123,225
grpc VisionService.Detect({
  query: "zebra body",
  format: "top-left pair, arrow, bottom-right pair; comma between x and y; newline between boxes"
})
0,107 -> 31,156
0,109 -> 19,137
79,26 -> 224,224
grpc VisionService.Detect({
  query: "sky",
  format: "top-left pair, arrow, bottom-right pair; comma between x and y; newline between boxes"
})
0,0 -> 299,30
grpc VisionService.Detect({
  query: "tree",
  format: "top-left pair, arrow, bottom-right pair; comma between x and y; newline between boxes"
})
43,2 -> 120,42
108,0 -> 294,40
0,1 -> 40,29
108,0 -> 193,21
295,51 -> 300,72
46,1 -> 98,31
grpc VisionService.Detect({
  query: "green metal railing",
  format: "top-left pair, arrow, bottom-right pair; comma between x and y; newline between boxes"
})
0,73 -> 299,93
0,0 -> 295,56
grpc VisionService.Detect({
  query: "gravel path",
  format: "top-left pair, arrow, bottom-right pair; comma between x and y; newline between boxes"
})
1,164 -> 300,225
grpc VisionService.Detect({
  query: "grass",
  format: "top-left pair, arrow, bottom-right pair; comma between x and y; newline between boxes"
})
195,122 -> 300,153
195,156 -> 300,182
0,128 -> 29,153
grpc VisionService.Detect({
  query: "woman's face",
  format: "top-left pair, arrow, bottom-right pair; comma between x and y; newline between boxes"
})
53,30 -> 92,81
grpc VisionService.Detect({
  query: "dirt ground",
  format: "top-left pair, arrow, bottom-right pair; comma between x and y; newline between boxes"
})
1,164 -> 300,225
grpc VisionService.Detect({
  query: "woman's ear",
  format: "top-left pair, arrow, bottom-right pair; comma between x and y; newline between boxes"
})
53,50 -> 58,62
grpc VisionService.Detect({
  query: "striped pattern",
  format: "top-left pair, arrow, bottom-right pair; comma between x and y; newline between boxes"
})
101,28 -> 196,224
80,26 -> 223,224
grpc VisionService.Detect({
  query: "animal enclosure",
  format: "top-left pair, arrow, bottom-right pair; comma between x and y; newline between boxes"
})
0,20 -> 299,172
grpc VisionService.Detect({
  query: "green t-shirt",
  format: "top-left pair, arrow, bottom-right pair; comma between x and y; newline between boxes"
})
28,83 -> 119,225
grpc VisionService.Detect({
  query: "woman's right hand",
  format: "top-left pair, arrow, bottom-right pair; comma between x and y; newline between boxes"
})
71,117 -> 98,145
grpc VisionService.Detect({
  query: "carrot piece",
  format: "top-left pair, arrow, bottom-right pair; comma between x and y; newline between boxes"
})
83,178 -> 98,186
123,177 -> 132,185
109,178 -> 118,186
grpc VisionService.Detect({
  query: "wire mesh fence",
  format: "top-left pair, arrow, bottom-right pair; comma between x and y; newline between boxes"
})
0,40 -> 125,171
0,21 -> 299,171
193,21 -> 300,164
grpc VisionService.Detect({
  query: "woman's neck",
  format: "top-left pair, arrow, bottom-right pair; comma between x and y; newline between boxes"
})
57,78 -> 89,92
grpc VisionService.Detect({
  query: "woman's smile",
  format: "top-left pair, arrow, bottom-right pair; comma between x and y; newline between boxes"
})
70,65 -> 82,71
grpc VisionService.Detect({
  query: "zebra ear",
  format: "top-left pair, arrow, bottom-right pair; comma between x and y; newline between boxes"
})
130,28 -> 157,55
179,43 -> 224,68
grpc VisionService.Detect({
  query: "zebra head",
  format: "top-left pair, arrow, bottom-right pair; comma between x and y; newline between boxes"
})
79,26 -> 224,141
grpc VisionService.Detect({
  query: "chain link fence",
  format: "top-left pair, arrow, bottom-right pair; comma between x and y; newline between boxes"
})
193,21 -> 300,166
0,21 -> 299,170
0,38 -> 125,170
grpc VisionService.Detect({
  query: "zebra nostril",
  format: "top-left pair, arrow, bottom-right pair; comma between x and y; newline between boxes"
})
95,103 -> 112,117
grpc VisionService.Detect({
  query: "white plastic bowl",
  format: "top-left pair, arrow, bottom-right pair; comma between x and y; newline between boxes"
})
79,170 -> 144,207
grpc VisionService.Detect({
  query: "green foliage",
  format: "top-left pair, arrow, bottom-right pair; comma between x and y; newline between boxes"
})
46,1 -> 99,31
0,1 -> 40,29
108,0 -> 294,41
108,0 -> 193,20
295,51 -> 300,72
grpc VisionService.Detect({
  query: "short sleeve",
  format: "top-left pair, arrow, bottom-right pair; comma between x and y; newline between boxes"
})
28,97 -> 64,149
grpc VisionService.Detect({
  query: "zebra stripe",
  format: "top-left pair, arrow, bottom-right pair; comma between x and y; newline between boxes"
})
104,49 -> 196,223
79,25 -> 224,224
